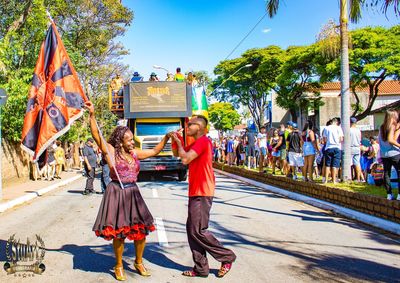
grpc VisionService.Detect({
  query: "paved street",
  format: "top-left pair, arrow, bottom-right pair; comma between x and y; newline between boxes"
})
0,172 -> 399,282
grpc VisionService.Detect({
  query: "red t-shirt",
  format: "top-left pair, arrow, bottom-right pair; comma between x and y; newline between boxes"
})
185,135 -> 215,197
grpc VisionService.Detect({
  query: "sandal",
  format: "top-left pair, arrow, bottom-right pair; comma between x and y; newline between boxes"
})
182,270 -> 208,278
114,266 -> 126,281
134,261 -> 151,277
217,262 -> 232,278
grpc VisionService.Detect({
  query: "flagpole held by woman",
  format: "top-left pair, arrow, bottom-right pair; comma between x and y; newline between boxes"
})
84,101 -> 170,281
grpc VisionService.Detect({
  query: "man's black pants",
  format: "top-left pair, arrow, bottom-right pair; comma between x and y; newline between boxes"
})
187,196 -> 236,275
84,166 -> 95,193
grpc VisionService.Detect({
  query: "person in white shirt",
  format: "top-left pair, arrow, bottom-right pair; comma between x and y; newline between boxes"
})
257,126 -> 268,173
322,117 -> 344,184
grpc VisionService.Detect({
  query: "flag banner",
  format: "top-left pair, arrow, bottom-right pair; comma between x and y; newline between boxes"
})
21,22 -> 87,160
191,86 -> 208,119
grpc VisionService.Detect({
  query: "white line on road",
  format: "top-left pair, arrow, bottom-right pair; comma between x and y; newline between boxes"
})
155,217 -> 169,247
152,188 -> 159,198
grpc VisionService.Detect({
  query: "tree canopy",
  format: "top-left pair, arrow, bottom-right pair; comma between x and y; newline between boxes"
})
0,0 -> 133,142
208,102 -> 241,133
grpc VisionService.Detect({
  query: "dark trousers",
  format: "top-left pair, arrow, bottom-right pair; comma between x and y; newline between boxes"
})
100,164 -> 111,192
84,166 -> 95,192
382,154 -> 400,195
187,196 -> 236,275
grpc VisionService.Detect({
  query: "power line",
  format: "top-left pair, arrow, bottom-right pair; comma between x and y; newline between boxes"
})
224,12 -> 268,60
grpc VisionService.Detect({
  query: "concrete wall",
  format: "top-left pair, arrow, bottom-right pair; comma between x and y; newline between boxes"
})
1,139 -> 30,182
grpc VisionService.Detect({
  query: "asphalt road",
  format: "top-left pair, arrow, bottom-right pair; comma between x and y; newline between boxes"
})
0,172 -> 399,283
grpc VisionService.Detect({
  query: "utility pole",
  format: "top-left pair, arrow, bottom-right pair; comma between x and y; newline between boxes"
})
0,88 -> 8,199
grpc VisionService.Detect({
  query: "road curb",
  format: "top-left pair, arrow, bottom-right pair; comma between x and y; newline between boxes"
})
215,169 -> 400,236
0,175 -> 83,213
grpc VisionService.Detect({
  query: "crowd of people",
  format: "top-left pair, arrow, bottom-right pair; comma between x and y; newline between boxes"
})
212,110 -> 400,201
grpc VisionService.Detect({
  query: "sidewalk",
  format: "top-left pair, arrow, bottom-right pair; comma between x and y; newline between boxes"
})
0,170 -> 84,213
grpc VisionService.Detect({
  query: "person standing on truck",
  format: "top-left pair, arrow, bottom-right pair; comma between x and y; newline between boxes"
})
174,67 -> 185,82
149,72 -> 159,81
170,115 -> 236,278
85,100 -> 171,281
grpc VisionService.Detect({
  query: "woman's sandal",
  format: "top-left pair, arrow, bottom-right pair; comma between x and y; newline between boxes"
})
182,270 -> 208,278
134,261 -> 151,277
217,262 -> 233,278
114,266 -> 127,281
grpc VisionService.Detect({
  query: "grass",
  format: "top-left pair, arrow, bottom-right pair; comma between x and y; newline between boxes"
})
228,163 -> 397,198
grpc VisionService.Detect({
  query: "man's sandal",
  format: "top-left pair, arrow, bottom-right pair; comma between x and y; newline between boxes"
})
217,262 -> 233,278
114,266 -> 127,281
182,270 -> 208,278
134,261 -> 151,277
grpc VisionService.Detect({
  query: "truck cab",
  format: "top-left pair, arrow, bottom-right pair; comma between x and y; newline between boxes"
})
112,81 -> 192,181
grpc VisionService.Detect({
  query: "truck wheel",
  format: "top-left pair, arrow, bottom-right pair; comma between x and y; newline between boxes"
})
178,170 -> 187,181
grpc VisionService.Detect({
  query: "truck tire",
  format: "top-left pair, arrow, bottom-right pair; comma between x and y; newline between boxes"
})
178,170 -> 187,181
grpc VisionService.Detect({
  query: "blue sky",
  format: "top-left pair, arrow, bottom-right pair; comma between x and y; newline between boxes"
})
121,0 -> 399,80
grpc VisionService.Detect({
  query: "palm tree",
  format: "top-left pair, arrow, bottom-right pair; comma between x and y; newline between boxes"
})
265,0 -> 399,182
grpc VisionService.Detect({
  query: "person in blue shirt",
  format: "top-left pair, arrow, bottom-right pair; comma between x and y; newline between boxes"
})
226,137 -> 235,166
131,71 -> 143,82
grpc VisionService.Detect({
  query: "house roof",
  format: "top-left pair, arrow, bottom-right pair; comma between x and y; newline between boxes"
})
234,124 -> 247,130
320,80 -> 400,96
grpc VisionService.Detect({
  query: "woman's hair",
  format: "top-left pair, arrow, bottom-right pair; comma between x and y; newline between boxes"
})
107,126 -> 130,156
380,110 -> 399,142
302,120 -> 314,132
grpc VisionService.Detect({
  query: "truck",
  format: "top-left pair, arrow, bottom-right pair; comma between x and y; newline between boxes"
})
117,81 -> 192,181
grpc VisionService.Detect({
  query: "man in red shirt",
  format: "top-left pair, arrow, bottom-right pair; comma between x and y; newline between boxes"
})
170,115 -> 236,278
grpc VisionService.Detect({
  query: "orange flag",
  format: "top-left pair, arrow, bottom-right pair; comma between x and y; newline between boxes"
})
21,22 -> 88,160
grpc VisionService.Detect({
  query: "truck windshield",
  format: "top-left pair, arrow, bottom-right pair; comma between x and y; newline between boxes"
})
136,122 -> 181,136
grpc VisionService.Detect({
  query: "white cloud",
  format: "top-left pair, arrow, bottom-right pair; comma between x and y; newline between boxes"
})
262,28 -> 271,33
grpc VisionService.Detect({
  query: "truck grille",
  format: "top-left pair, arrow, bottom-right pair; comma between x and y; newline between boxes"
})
142,142 -> 172,152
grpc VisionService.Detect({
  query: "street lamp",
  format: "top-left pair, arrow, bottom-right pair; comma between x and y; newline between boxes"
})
210,63 -> 252,96
153,65 -> 169,73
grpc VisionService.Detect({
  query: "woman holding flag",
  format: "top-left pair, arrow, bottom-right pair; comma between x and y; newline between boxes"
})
85,101 -> 170,281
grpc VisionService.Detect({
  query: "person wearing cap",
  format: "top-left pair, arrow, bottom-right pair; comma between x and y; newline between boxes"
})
257,126 -> 268,173
149,72 -> 159,81
83,137 -> 97,195
350,117 -> 362,182
131,71 -> 143,82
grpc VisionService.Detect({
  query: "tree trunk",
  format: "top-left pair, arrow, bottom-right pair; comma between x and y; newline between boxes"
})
340,0 -> 352,181
290,108 -> 298,122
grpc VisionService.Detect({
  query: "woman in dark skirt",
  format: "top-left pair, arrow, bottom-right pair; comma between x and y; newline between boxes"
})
85,101 -> 170,281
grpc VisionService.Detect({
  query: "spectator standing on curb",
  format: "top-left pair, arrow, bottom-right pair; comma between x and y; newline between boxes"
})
54,140 -> 65,179
83,138 -> 97,195
270,129 -> 281,175
302,120 -> 318,182
245,129 -> 256,169
257,126 -> 268,173
47,144 -> 56,181
287,123 -> 304,180
322,117 -> 344,184
226,137 -> 235,166
378,110 -> 400,200
350,117 -> 362,182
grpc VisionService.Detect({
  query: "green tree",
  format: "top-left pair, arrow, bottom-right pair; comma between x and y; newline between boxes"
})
264,0 -> 399,181
0,0 -> 133,143
273,45 -> 324,122
213,46 -> 284,130
208,102 -> 241,133
321,25 -> 400,120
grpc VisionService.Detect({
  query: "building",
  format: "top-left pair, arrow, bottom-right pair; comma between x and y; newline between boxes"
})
271,80 -> 400,131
